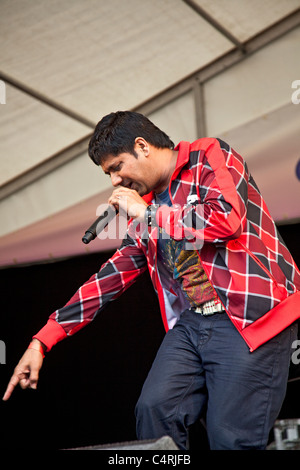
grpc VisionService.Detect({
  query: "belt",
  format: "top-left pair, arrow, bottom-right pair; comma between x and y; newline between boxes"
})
191,299 -> 225,316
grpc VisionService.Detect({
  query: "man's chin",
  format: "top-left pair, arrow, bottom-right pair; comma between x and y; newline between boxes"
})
137,188 -> 148,197
132,184 -> 143,195
130,183 -> 148,197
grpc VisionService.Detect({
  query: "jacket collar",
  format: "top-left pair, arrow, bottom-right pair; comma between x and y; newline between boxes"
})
142,141 -> 190,204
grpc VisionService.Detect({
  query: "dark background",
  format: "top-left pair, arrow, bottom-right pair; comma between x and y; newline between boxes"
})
0,222 -> 300,450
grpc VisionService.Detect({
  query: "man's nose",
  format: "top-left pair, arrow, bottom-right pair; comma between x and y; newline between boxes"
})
111,173 -> 122,187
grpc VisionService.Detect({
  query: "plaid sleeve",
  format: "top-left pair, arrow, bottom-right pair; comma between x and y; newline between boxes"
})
34,232 -> 147,351
156,138 -> 248,245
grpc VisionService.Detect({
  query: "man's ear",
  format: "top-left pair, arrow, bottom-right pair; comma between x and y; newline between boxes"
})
134,137 -> 150,157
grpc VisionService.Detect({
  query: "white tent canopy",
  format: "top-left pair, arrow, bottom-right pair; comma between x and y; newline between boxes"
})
0,0 -> 300,267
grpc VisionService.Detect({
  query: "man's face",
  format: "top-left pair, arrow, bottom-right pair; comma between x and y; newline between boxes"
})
101,150 -> 154,196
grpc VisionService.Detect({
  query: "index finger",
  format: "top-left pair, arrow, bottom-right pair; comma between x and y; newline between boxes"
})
2,374 -> 21,401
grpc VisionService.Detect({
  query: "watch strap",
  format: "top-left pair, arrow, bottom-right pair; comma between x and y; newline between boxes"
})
144,204 -> 158,226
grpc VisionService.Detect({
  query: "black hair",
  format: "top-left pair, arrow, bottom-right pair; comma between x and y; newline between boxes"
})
88,111 -> 175,165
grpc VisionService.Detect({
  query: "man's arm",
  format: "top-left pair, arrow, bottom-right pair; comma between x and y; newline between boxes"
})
3,232 -> 147,400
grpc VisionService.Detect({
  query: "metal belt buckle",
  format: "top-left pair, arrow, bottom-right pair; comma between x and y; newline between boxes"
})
194,300 -> 224,316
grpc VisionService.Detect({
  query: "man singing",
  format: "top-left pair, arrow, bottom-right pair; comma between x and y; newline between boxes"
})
3,111 -> 300,449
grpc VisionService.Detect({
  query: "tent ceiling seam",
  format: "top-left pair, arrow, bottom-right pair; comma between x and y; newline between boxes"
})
0,135 -> 92,200
182,0 -> 246,52
1,9 -> 299,201
0,71 -> 96,129
135,8 -> 300,116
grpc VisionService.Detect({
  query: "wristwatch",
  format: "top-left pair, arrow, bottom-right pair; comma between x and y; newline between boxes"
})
144,204 -> 159,226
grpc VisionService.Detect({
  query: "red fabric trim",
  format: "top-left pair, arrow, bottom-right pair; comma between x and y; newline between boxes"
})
173,141 -> 191,172
241,291 -> 300,351
33,319 -> 67,352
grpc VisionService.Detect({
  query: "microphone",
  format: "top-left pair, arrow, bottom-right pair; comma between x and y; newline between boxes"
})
82,205 -> 118,244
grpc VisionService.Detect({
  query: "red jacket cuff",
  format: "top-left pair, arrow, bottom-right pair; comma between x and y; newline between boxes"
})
33,319 -> 67,352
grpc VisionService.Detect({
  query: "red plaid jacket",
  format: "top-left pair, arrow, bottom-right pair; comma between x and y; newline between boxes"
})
35,138 -> 300,352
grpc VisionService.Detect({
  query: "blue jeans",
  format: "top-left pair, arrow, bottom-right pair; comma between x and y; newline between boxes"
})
135,309 -> 297,450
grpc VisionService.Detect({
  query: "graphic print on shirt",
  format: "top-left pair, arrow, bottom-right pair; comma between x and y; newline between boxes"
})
158,236 -> 216,307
